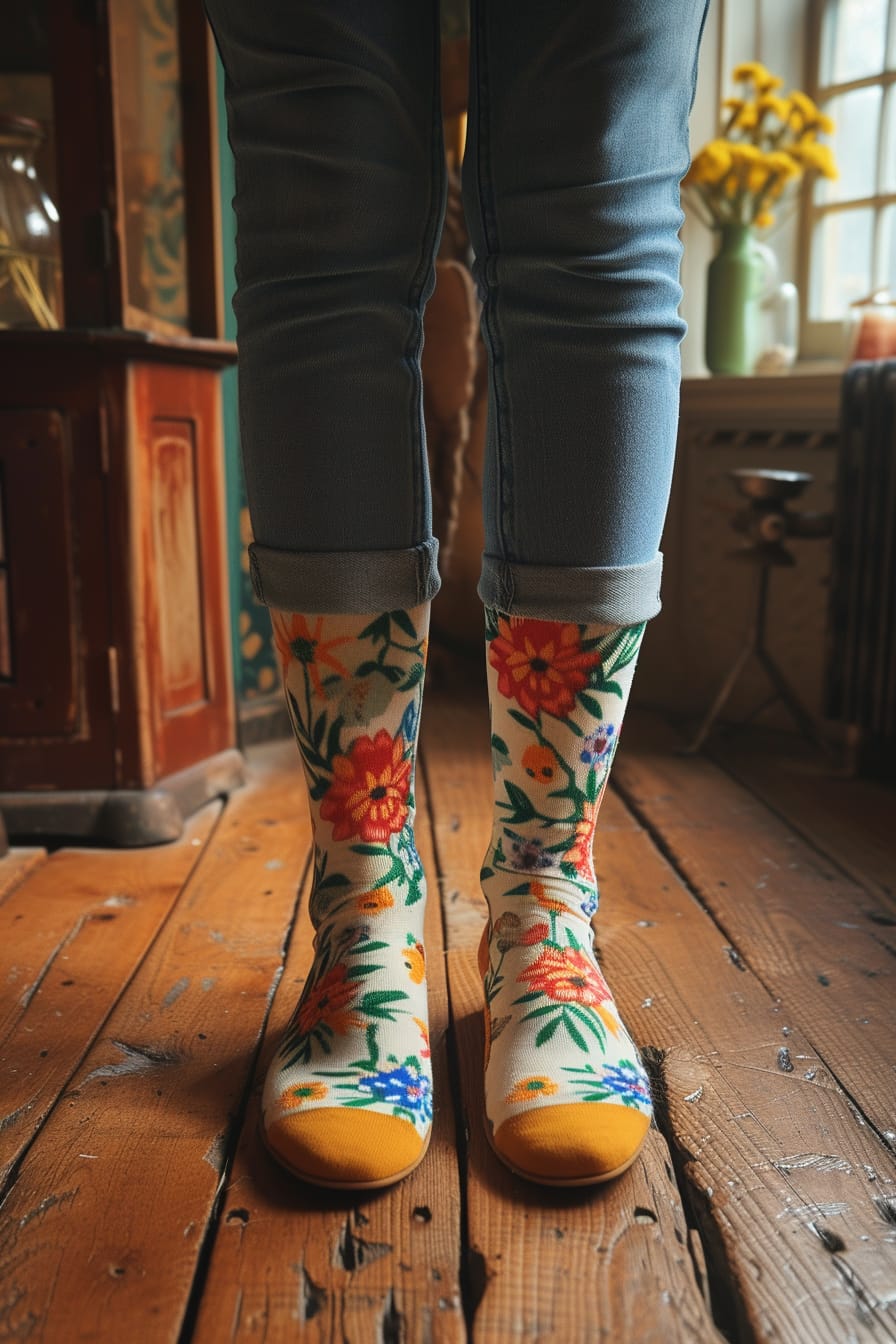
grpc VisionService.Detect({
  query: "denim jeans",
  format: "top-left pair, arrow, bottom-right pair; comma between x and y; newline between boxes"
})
205,0 -> 709,623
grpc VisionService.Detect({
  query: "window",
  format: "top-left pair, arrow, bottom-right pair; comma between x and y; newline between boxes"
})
803,0 -> 896,356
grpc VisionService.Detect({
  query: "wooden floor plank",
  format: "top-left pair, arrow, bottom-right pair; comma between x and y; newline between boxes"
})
0,847 -> 46,905
705,726 -> 896,906
0,746 -> 307,1343
422,692 -> 722,1344
614,712 -> 896,1150
596,795 -> 896,1344
191,764 -> 465,1344
424,691 -> 896,1344
0,809 -> 220,1189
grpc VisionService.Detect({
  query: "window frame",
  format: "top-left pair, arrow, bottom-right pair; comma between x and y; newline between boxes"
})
800,0 -> 896,359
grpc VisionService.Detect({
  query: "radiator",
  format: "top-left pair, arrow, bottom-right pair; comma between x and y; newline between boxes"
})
824,359 -> 896,776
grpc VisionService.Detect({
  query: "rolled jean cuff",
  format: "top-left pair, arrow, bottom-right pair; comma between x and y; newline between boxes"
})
477,552 -> 663,626
249,536 -> 441,614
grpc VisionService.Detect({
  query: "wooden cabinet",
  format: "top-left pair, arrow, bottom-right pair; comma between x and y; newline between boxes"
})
0,5 -> 243,846
0,331 -> 242,844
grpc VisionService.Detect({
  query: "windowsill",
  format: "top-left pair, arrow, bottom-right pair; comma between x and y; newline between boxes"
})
681,364 -> 842,426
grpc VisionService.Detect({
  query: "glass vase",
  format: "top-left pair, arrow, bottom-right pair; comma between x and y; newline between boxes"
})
705,223 -> 764,376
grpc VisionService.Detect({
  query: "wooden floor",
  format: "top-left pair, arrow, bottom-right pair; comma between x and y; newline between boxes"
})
2,686 -> 895,1343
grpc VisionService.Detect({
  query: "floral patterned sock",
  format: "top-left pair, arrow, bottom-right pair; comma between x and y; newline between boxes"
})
261,603 -> 433,1188
479,608 -> 653,1185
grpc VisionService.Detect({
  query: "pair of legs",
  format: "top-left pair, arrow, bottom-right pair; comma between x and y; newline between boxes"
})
205,0 -> 708,1187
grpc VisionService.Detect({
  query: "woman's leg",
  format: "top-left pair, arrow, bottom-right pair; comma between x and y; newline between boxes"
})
463,0 -> 708,1183
206,0 -> 445,610
204,0 -> 445,1187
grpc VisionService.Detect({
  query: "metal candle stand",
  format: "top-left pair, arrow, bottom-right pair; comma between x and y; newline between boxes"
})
684,468 -> 834,756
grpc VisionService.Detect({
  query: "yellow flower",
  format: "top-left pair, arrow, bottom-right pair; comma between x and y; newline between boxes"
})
683,64 -> 839,229
757,94 -> 792,122
755,210 -> 776,228
732,61 -> 783,93
280,1081 -> 328,1111
790,90 -> 820,120
505,1076 -> 559,1105
685,140 -> 732,187
764,150 -> 801,181
789,141 -> 838,179
403,937 -> 426,984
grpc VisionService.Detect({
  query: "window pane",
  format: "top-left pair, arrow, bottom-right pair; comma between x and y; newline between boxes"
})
880,205 -> 896,290
822,0 -> 889,83
817,86 -> 882,203
883,87 -> 896,193
810,208 -> 875,317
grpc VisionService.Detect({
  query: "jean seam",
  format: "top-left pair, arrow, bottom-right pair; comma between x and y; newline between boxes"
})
472,0 -> 513,565
406,8 -> 446,547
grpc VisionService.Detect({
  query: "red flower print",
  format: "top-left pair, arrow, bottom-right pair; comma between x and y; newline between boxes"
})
517,946 -> 611,1007
296,963 -> 363,1036
488,618 -> 602,718
320,729 -> 411,842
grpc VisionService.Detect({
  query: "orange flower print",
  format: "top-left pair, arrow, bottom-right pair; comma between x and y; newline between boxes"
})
271,610 -> 352,698
354,888 -> 395,914
403,937 -> 426,984
413,1016 -> 431,1059
296,963 -> 363,1036
488,617 -> 602,719
320,729 -> 411,842
517,946 -> 612,1007
279,1081 -> 328,1112
564,804 -> 597,878
530,879 -> 567,915
521,743 -> 559,784
505,1076 -> 559,1104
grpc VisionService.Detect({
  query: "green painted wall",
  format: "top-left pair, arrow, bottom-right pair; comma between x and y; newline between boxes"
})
215,58 -> 279,704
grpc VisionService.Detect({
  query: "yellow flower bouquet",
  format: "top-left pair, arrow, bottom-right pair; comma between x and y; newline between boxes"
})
684,61 -> 838,231
687,63 -> 840,375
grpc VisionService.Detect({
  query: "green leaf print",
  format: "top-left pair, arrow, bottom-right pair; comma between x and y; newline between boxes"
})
360,989 -> 409,1016
508,708 -> 538,733
562,1012 -> 588,1051
501,781 -> 537,822
358,614 -> 391,644
535,1017 -> 561,1047
578,693 -> 604,719
398,662 -> 424,692
389,609 -> 419,640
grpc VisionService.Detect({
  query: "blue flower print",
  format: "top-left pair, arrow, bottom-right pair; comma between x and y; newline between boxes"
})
580,724 -> 615,766
357,1064 -> 434,1121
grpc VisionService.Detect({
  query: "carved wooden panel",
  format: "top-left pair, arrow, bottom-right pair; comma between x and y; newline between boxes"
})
129,360 -> 233,783
151,419 -> 208,715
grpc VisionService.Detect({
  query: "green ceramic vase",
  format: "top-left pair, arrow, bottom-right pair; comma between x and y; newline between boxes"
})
705,224 -> 764,376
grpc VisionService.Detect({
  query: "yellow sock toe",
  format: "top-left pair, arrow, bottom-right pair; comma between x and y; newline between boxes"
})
264,1107 -> 426,1189
493,1103 -> 650,1185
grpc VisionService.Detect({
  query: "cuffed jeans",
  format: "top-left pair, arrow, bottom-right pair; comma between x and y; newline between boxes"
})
205,0 -> 709,623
